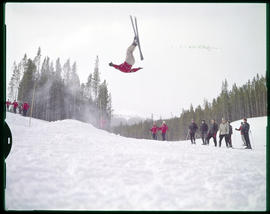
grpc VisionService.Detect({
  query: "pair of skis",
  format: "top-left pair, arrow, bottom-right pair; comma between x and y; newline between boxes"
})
130,15 -> 144,61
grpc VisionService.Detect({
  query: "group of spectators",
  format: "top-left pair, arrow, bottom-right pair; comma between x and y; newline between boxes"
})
149,117 -> 252,149
6,99 -> 30,116
187,118 -> 252,149
149,121 -> 168,141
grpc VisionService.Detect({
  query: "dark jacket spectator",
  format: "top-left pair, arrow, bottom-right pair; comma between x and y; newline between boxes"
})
189,119 -> 198,144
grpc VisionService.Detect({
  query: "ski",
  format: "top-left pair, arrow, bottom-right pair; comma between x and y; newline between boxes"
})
134,17 -> 144,60
130,15 -> 144,61
130,15 -> 136,38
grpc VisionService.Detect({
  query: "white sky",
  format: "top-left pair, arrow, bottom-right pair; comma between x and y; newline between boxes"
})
5,3 -> 266,119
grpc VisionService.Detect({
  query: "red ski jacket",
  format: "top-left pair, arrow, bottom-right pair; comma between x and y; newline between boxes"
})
112,61 -> 142,73
150,126 -> 159,134
235,126 -> 244,135
159,124 -> 168,133
6,101 -> 11,106
13,102 -> 18,108
23,103 -> 29,110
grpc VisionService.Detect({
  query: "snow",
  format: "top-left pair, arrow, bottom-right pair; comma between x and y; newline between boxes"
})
5,113 -> 266,211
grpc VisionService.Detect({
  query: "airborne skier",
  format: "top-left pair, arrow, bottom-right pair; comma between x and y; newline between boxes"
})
109,37 -> 143,73
109,16 -> 143,73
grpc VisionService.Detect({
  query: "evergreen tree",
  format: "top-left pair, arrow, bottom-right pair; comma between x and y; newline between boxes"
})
113,75 -> 267,141
17,59 -> 36,104
92,56 -> 100,101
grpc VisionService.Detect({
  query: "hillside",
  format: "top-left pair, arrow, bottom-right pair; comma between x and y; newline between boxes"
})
5,112 -> 266,211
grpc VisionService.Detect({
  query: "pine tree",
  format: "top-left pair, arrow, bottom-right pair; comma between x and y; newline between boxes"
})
70,61 -> 80,119
17,59 -> 36,104
97,80 -> 109,129
92,56 -> 100,101
85,73 -> 93,101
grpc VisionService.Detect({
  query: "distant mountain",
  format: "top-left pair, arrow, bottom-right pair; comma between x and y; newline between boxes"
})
111,114 -> 151,127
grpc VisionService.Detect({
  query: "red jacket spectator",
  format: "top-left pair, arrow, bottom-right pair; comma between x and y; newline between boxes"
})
111,62 -> 142,73
159,123 -> 168,133
150,125 -> 159,134
6,100 -> 11,108
235,123 -> 244,135
13,101 -> 18,108
23,102 -> 30,110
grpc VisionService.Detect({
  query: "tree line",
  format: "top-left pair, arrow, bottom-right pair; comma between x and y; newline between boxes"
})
8,47 -> 112,130
112,74 -> 267,141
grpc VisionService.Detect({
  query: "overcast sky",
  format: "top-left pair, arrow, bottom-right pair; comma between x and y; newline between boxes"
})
5,3 -> 266,119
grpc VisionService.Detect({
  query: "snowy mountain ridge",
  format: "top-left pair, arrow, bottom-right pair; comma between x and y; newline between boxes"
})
5,113 -> 266,211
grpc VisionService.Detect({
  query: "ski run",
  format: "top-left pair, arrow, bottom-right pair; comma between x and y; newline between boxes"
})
5,112 -> 266,211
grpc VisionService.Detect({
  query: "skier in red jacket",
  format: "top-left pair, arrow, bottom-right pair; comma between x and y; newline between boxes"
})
12,100 -> 18,114
22,102 -> 30,116
159,121 -> 168,141
109,37 -> 143,73
149,122 -> 159,140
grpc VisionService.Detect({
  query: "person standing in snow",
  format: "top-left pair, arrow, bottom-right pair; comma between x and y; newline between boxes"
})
109,37 -> 143,73
235,122 -> 246,146
18,102 -> 23,114
22,102 -> 30,116
200,120 -> 208,145
12,100 -> 18,114
206,119 -> 218,146
227,120 -> 233,148
159,121 -> 168,141
150,122 -> 159,140
218,118 -> 230,147
242,118 -> 252,149
188,119 -> 198,144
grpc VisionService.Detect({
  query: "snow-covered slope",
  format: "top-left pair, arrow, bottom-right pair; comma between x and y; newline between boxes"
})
5,113 -> 266,211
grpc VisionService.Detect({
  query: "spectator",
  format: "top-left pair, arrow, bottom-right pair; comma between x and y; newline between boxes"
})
200,120 -> 208,145
12,100 -> 18,114
227,120 -> 233,148
18,103 -> 23,114
188,119 -> 198,144
242,118 -> 252,149
206,119 -> 218,146
150,122 -> 159,140
22,102 -> 30,116
218,118 -> 229,147
235,122 -> 246,146
159,121 -> 168,141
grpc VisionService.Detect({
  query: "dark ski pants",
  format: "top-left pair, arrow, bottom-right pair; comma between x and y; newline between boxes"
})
152,133 -> 157,140
227,134 -> 232,147
243,133 -> 252,149
23,109 -> 27,116
206,133 -> 217,146
219,134 -> 229,147
13,107 -> 17,114
190,132 -> 196,144
201,132 -> 207,144
162,133 -> 166,141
